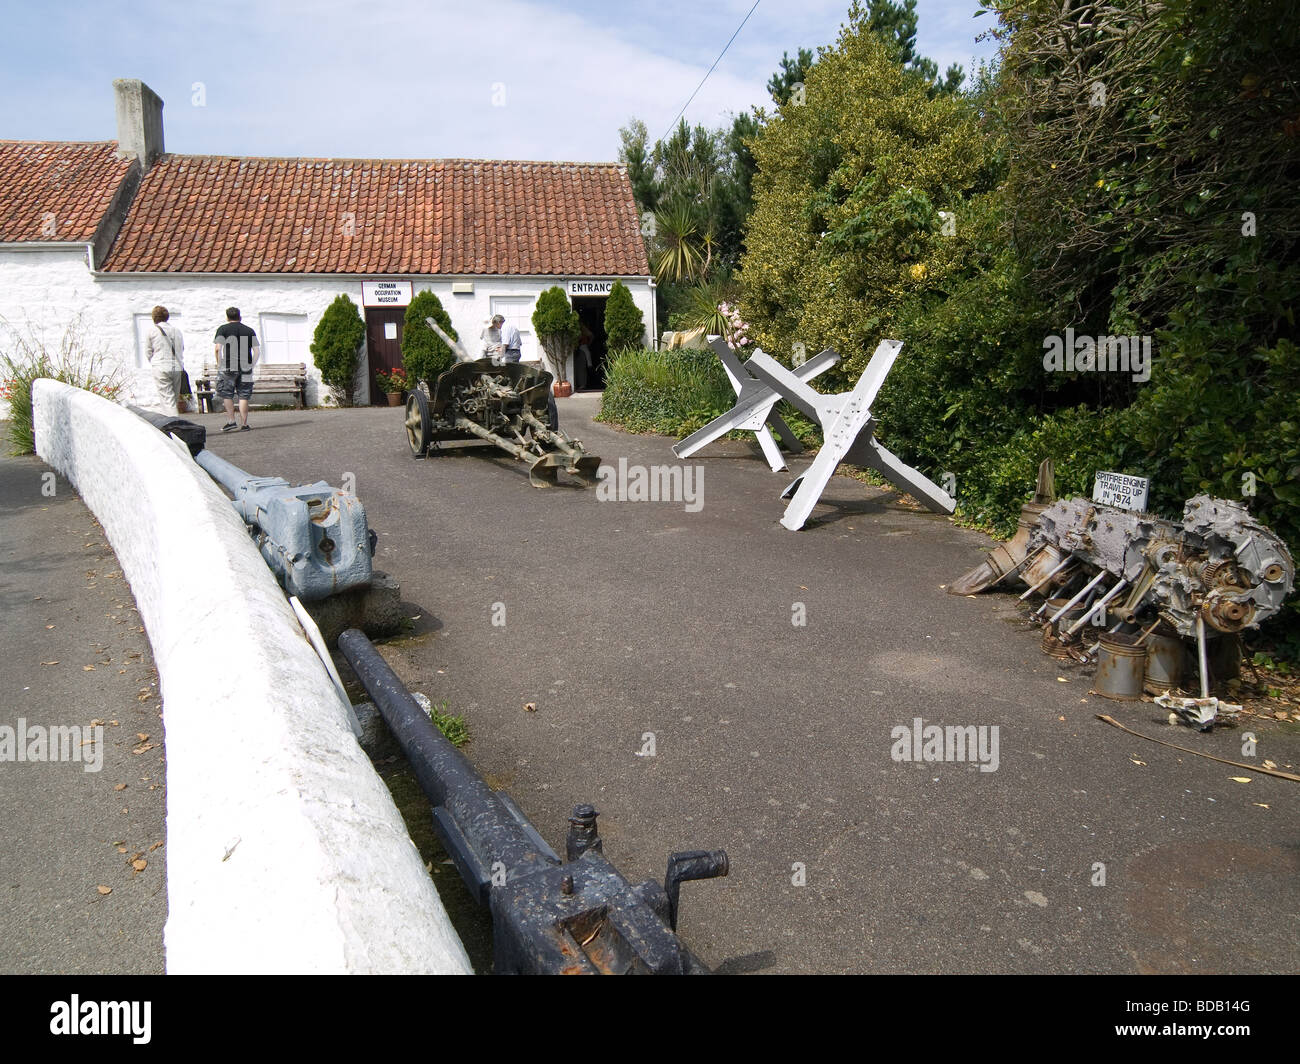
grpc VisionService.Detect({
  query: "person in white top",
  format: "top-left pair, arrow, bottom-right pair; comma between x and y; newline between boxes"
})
480,320 -> 503,360
493,314 -> 522,362
146,305 -> 185,415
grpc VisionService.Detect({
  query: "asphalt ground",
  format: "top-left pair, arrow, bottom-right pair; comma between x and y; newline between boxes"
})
7,396 -> 1297,976
0,450 -> 166,974
193,395 -> 1298,975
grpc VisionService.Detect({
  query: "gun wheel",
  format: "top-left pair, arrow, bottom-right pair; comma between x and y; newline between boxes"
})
405,389 -> 431,456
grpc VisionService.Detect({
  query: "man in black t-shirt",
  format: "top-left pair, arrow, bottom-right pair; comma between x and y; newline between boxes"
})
213,307 -> 260,432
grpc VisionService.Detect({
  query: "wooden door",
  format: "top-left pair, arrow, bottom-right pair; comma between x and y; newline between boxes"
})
365,307 -> 406,404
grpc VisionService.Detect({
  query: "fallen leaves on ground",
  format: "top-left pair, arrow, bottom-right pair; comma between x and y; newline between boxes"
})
96,886 -> 111,895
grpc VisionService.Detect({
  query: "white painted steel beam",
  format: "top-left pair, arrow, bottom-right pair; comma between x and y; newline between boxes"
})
672,338 -> 838,472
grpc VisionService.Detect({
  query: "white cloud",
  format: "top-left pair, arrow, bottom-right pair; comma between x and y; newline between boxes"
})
1,0 -> 997,161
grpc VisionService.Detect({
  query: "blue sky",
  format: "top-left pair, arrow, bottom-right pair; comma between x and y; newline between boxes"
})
4,1 -> 998,161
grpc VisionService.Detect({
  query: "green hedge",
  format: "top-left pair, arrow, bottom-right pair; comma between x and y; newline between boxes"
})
597,348 -> 737,436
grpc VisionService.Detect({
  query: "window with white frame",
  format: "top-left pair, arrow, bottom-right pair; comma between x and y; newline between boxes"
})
489,296 -> 537,361
258,313 -> 310,370
133,311 -> 184,370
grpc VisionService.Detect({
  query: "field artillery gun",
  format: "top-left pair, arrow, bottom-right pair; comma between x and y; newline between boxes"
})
404,319 -> 600,487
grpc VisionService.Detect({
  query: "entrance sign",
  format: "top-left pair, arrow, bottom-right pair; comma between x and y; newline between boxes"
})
362,280 -> 413,307
568,280 -> 614,296
1092,471 -> 1149,511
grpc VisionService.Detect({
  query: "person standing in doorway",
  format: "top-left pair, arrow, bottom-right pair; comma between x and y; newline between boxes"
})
491,313 -> 558,430
147,306 -> 185,415
480,318 -> 503,360
493,314 -> 522,363
213,307 -> 260,432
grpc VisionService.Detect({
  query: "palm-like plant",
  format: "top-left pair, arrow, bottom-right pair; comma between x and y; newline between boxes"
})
652,200 -> 708,284
683,281 -> 736,336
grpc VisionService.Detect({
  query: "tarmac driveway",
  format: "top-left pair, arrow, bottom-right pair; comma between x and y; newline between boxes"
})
198,396 -> 1300,974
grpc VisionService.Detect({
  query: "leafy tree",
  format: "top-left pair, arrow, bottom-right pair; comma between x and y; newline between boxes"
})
767,48 -> 815,106
620,117 -> 756,283
989,0 -> 1300,652
740,15 -> 1000,381
619,119 -> 659,214
604,282 -> 646,352
310,294 -> 365,405
855,0 -> 964,95
401,289 -> 457,388
531,286 -> 580,384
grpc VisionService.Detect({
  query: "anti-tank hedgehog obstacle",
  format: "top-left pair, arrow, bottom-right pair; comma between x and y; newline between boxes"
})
675,337 -> 955,530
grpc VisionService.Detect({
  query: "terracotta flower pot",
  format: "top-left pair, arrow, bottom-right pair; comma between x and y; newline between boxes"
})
387,391 -> 403,406
553,381 -> 573,398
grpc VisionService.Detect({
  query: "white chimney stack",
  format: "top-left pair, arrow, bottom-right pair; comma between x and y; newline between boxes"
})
113,79 -> 164,168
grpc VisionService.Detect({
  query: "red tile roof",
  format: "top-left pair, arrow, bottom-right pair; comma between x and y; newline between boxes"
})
0,141 -> 135,243
101,155 -> 649,276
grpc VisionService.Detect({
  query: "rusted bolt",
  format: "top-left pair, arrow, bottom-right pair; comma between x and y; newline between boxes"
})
561,874 -> 574,895
566,804 -> 602,862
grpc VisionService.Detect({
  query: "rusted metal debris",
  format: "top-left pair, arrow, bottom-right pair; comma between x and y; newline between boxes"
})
953,465 -> 1295,702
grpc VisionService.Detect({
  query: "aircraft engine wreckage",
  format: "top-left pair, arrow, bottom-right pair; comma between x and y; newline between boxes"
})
404,317 -> 600,487
953,463 -> 1295,723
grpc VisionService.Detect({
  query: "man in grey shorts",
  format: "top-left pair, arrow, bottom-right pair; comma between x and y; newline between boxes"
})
213,307 -> 260,431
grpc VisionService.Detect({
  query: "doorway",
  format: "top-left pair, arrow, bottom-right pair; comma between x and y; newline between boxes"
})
571,297 -> 608,391
365,307 -> 405,404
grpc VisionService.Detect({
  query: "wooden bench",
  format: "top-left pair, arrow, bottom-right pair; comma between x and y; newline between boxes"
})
195,363 -> 308,412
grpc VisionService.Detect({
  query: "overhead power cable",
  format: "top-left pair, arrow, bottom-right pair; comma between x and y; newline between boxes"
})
659,0 -> 761,144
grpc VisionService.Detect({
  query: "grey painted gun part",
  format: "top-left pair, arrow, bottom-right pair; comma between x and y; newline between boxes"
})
425,316 -> 476,362
195,449 -> 375,601
405,357 -> 598,486
673,338 -> 840,472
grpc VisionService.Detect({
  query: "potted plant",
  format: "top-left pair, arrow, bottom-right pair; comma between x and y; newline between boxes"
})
374,366 -> 407,406
531,286 -> 580,397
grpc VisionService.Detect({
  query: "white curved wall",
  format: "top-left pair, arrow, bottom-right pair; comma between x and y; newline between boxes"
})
33,379 -> 472,974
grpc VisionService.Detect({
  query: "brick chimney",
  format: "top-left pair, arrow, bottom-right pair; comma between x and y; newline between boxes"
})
113,79 -> 164,168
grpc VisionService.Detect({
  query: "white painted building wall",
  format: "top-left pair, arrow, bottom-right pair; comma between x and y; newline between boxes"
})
0,246 -> 653,413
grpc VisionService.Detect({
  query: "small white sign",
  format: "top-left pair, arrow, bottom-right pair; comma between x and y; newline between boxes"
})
362,280 -> 413,307
383,322 -> 397,340
1092,471 -> 1149,511
568,280 -> 614,297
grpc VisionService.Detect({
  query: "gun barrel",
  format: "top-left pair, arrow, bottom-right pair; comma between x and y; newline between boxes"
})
194,448 -> 257,497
